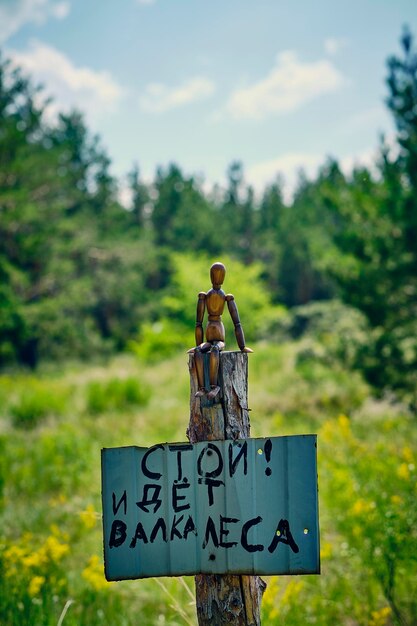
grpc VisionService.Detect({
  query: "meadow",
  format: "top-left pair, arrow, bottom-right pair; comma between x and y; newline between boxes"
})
1,335 -> 416,626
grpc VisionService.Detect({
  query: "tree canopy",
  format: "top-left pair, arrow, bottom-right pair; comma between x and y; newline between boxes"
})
1,29 -> 417,404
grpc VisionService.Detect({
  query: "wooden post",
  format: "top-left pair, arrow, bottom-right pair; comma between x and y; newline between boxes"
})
187,351 -> 266,626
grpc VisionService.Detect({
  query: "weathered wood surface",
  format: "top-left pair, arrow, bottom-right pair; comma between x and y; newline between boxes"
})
187,351 -> 266,626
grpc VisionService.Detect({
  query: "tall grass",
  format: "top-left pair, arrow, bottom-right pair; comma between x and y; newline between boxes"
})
0,343 -> 415,625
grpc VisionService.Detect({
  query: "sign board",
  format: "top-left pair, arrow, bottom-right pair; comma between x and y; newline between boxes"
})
101,435 -> 319,580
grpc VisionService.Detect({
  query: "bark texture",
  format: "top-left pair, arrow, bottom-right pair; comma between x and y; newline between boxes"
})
187,351 -> 266,626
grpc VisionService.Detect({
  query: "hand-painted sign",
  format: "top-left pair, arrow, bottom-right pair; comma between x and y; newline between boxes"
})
101,435 -> 320,580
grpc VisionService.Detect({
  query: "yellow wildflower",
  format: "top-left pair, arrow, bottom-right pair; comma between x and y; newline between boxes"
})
29,575 -> 45,597
50,524 -> 61,537
397,463 -> 410,481
44,536 -> 70,562
369,606 -> 391,626
337,414 -> 351,437
320,541 -> 333,560
262,576 -> 279,604
390,495 -> 403,506
4,545 -> 26,563
82,555 -> 111,591
79,504 -> 98,529
351,498 -> 374,516
22,550 -> 47,569
281,580 -> 304,606
262,577 -> 280,620
402,446 -> 414,464
48,493 -> 67,507
320,419 -> 335,443
4,544 -> 26,577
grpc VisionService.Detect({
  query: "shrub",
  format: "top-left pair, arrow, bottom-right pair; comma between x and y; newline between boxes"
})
129,319 -> 194,364
6,423 -> 94,498
86,376 -> 150,415
320,414 -> 417,625
10,380 -> 69,429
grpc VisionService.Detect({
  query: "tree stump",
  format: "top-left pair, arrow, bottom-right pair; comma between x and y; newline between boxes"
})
187,351 -> 266,626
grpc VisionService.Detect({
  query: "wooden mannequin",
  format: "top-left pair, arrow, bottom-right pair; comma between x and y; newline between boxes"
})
188,262 -> 252,399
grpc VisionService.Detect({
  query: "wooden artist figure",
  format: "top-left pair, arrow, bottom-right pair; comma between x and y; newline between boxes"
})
188,261 -> 253,399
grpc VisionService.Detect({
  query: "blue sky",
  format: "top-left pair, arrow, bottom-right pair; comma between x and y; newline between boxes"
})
1,0 -> 417,201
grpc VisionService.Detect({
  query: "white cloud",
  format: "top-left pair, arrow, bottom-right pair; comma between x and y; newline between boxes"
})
50,1 -> 70,19
247,152 -> 325,202
139,77 -> 216,113
339,149 -> 376,175
324,37 -> 349,56
0,0 -> 70,44
342,105 -> 391,135
225,50 -> 346,120
247,143 -> 391,203
9,40 -> 124,122
339,141 -> 399,177
136,0 -> 156,4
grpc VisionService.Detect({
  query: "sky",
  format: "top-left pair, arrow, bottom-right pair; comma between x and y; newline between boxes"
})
1,0 -> 417,202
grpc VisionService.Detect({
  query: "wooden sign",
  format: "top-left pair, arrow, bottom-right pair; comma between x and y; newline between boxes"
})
101,435 -> 320,581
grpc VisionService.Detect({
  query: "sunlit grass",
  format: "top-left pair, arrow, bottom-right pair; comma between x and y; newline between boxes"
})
0,342 -> 415,625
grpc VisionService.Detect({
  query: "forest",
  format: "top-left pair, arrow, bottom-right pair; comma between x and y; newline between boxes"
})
0,27 -> 416,626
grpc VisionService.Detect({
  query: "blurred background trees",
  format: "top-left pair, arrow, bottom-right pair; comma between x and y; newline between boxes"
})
1,29 -> 417,406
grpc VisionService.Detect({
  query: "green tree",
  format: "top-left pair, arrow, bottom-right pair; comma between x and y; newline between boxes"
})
0,53 -> 158,366
312,29 -> 417,402
151,163 -> 219,253
127,162 -> 149,230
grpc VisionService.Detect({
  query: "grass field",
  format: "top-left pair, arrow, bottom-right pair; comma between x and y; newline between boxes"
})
1,341 -> 416,625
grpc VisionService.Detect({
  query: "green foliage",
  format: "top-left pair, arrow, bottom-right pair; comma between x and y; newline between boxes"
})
1,28 -> 417,410
321,414 -> 417,626
250,340 -> 369,427
0,528 -> 72,626
262,407 -> 417,626
4,377 -> 70,429
163,252 -> 285,343
85,376 -> 150,414
287,31 -> 417,403
129,319 -> 194,364
129,252 -> 285,363
0,436 -> 5,511
275,300 -> 371,370
6,423 -> 93,499
1,346 -> 416,626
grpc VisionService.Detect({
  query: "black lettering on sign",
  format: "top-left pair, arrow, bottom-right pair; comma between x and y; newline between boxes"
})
168,444 -> 193,482
170,514 -> 184,540
228,441 -> 248,477
219,516 -> 239,548
112,490 -> 127,516
172,479 -> 191,512
129,522 -> 148,548
183,515 -> 197,539
197,443 -> 223,478
136,484 -> 162,513
141,444 -> 164,480
109,520 -> 127,548
202,516 -> 219,549
150,518 -> 167,543
268,519 -> 299,554
197,477 -> 224,506
241,516 -> 264,553
264,439 -> 272,476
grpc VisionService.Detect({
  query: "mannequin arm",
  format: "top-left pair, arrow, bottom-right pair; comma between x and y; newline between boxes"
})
195,292 -> 206,345
226,294 -> 253,352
